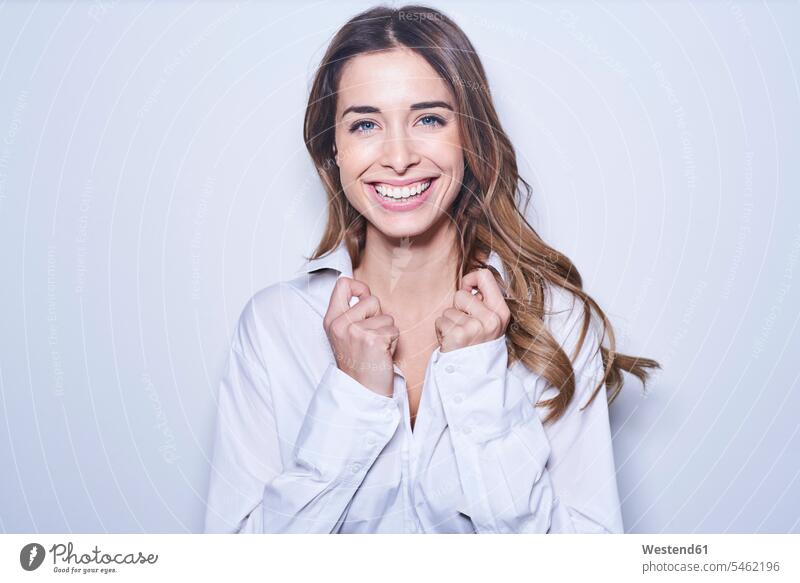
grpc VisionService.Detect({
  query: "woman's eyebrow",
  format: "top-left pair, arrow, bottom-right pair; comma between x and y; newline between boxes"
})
340,100 -> 454,119
409,100 -> 453,111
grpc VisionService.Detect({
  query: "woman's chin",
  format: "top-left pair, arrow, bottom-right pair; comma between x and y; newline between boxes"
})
369,220 -> 430,240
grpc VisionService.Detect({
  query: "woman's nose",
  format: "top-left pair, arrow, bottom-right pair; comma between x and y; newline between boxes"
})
381,131 -> 420,172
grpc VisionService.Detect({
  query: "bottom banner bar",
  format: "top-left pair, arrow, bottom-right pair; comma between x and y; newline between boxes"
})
1,534 -> 797,583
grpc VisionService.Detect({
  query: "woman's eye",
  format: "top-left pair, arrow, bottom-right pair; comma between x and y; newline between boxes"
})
350,120 -> 377,134
418,115 -> 444,128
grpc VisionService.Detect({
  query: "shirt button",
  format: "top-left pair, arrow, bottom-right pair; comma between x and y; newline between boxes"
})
453,393 -> 463,404
350,462 -> 362,473
462,426 -> 472,435
445,364 -> 456,374
366,435 -> 377,446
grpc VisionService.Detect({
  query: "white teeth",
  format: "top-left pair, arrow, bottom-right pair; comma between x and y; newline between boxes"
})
374,180 -> 432,199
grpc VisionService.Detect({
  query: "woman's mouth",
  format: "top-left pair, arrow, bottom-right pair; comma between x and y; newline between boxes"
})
365,177 -> 438,212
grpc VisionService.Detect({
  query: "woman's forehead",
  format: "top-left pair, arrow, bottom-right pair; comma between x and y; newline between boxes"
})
336,50 -> 452,109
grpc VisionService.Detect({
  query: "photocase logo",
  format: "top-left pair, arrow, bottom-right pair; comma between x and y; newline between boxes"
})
18,541 -> 158,575
20,543 -> 46,571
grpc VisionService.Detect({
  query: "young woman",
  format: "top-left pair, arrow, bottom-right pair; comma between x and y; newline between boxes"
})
204,4 -> 659,534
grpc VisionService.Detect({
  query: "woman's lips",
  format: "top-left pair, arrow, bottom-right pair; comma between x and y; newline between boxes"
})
365,177 -> 438,213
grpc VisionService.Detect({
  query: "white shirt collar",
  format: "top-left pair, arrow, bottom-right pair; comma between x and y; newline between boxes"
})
300,239 -> 508,283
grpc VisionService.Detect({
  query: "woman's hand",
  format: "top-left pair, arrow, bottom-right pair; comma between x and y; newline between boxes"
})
323,276 -> 399,397
434,268 -> 511,353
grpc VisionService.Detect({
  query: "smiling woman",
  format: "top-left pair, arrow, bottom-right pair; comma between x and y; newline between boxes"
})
204,4 -> 660,534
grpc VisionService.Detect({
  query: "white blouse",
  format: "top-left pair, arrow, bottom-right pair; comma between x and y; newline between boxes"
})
203,240 -> 624,534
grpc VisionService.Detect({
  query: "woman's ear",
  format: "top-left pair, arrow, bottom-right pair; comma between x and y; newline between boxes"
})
332,143 -> 339,166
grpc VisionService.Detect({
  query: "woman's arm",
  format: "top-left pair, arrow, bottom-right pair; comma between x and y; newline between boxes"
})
204,301 -> 401,534
430,303 -> 624,534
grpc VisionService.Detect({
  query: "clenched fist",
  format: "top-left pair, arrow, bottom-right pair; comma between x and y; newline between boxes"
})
434,268 -> 511,353
323,276 -> 399,397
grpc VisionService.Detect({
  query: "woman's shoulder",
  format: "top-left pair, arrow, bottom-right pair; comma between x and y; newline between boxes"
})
542,281 -> 586,331
230,272 -> 332,354
236,272 -> 336,319
540,280 -> 604,366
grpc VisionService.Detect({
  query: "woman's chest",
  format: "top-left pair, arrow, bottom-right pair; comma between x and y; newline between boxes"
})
393,328 -> 439,428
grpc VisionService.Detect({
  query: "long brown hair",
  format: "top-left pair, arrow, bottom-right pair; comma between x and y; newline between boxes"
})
303,4 -> 660,424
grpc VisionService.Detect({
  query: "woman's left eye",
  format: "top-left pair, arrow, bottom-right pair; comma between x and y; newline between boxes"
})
418,115 -> 444,128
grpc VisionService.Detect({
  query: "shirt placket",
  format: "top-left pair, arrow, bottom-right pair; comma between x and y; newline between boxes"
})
393,363 -> 424,534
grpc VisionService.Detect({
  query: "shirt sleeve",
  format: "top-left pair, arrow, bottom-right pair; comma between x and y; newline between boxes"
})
203,302 -> 402,534
430,306 -> 624,534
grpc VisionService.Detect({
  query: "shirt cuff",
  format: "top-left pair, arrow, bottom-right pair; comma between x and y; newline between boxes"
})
432,335 -> 533,443
292,362 -> 402,485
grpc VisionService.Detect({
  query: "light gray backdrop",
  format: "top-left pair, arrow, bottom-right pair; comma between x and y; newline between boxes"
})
0,0 -> 798,533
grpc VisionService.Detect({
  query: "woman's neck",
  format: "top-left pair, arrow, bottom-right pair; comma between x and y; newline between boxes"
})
353,225 -> 459,321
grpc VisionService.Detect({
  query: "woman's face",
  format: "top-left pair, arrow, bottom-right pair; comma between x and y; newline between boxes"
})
333,48 -> 464,239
